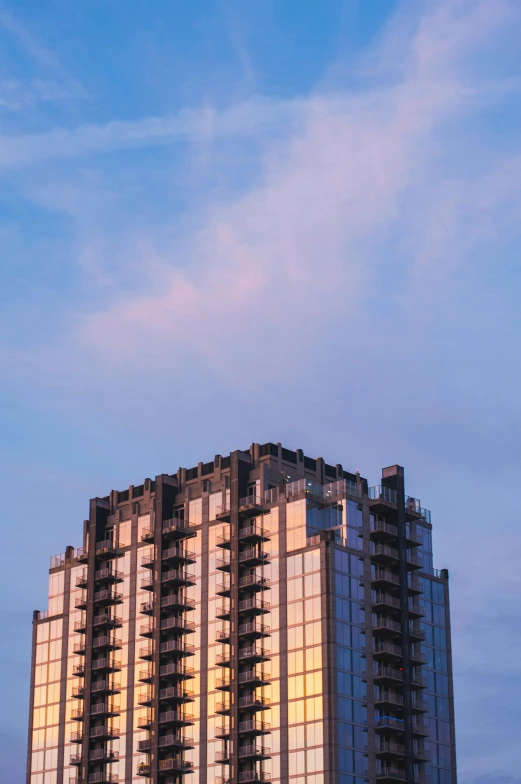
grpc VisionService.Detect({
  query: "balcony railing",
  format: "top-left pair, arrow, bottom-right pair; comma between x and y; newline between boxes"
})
371,544 -> 399,561
369,486 -> 398,504
162,516 -> 196,535
239,575 -> 270,590
375,716 -> 405,731
88,774 -> 119,784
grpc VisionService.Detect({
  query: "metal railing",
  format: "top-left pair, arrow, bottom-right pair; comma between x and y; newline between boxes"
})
369,485 -> 398,504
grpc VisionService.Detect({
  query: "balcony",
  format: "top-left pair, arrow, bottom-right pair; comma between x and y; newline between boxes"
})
138,669 -> 153,684
70,753 -> 82,766
239,525 -> 270,543
91,658 -> 122,673
92,636 -> 123,652
404,497 -> 431,523
239,646 -> 270,663
239,670 -> 271,687
238,773 -> 271,783
216,651 -> 231,667
371,544 -> 399,564
141,549 -> 155,569
91,680 -> 121,695
160,594 -> 196,612
239,575 -> 270,592
90,702 -> 120,718
407,575 -> 423,595
137,711 -> 152,730
406,552 -> 423,572
73,664 -> 85,677
139,645 -> 153,661
74,616 -> 87,633
93,613 -> 123,629
377,768 -> 407,783
161,569 -> 196,588
372,618 -> 402,635
158,734 -> 195,750
215,723 -> 231,739
368,485 -> 398,509
158,758 -> 194,773
159,686 -> 194,703
89,725 -> 120,740
141,529 -> 155,544
75,547 -> 88,563
408,623 -> 425,641
374,692 -> 404,708
162,546 -> 196,565
71,708 -> 83,721
411,698 -> 428,714
412,718 -> 429,737
157,664 -> 194,681
405,527 -> 423,548
372,570 -> 400,589
376,742 -> 406,758
161,617 -> 196,634
216,604 -> 231,620
73,639 -> 86,655
137,691 -> 152,706
216,581 -> 231,597
216,677 -> 231,691
75,594 -> 87,610
370,521 -> 399,540
216,628 -> 231,644
95,567 -> 123,584
239,549 -> 270,567
136,762 -> 151,777
408,600 -> 424,619
373,643 -> 402,660
238,598 -> 270,615
239,494 -> 267,518
159,641 -> 195,658
239,719 -> 270,736
141,601 -> 154,616
216,505 -> 231,522
140,623 -> 154,638
239,695 -> 270,712
159,710 -> 195,726
94,589 -> 123,607
76,571 -> 88,588
95,540 -> 121,559
216,556 -> 231,572
374,717 -> 405,733
238,744 -> 271,760
215,701 -> 230,715
87,774 -> 119,784
89,748 -> 120,763
238,622 -> 270,640
215,747 -> 231,764
374,667 -> 404,685
141,576 -> 154,592
72,686 -> 85,699
216,530 -> 231,550
162,516 -> 197,539
372,593 -> 401,612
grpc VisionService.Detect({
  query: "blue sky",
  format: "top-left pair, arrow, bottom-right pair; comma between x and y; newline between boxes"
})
1,0 -> 520,781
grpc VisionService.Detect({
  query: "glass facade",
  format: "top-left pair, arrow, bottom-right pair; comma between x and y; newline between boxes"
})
27,445 -> 456,784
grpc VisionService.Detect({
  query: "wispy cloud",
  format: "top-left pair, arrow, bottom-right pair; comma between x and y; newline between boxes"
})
0,96 -> 308,168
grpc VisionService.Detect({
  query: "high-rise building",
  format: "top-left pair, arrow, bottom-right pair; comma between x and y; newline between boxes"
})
27,443 -> 457,784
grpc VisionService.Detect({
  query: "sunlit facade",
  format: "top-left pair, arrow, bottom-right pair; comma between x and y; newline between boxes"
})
27,442 -> 457,784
